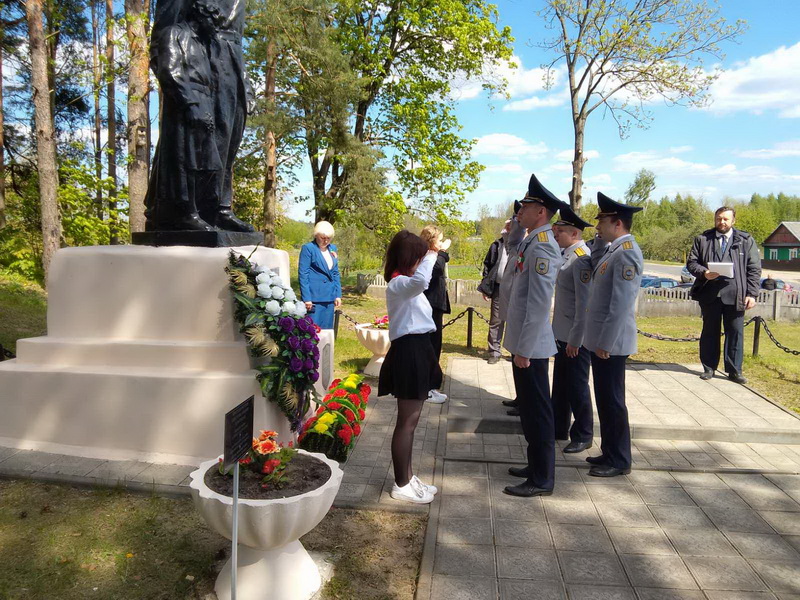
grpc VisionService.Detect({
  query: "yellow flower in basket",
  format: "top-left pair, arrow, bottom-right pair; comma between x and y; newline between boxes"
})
313,422 -> 329,434
318,413 -> 336,426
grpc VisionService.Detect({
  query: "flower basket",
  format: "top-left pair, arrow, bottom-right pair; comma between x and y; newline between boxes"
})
298,374 -> 370,462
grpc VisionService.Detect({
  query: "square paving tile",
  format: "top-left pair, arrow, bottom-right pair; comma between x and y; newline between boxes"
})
637,486 -> 696,506
559,551 -> 627,586
434,544 -> 496,577
607,527 -> 676,555
493,519 -> 551,548
493,495 -> 547,521
671,472 -> 727,488
595,503 -> 657,528
704,592 -> 778,600
551,482 -> 591,502
650,505 -> 714,530
543,500 -> 601,525
437,518 -> 494,545
444,461 -> 488,478
442,475 -> 490,496
440,495 -> 491,519
587,483 -> 644,505
431,575 -> 497,600
683,556 -> 766,591
635,588 -> 706,599
495,547 -> 560,581
551,524 -> 614,553
621,555 -> 697,589
554,466 -> 583,482
759,511 -> 800,535
664,528 -> 738,557
565,584 -> 635,600
726,532 -> 800,561
749,560 -> 800,595
499,579 -> 566,600
684,487 -> 751,509
702,506 -> 775,533
735,487 -> 800,512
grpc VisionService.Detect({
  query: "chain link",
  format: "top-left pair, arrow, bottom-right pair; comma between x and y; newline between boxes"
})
757,317 -> 800,356
336,310 -> 361,326
471,309 -> 491,326
441,309 -> 470,329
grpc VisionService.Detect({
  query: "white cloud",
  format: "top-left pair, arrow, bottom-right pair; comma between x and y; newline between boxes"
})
704,42 -> 800,118
669,146 -> 693,154
735,140 -> 800,159
504,94 -> 566,111
449,54 -> 559,102
472,134 -> 549,161
555,149 -> 600,161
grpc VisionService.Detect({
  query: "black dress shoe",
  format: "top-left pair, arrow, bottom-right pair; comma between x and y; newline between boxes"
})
586,455 -> 608,465
155,213 -> 217,232
564,441 -> 593,454
728,373 -> 748,384
214,209 -> 256,232
503,481 -> 553,497
588,465 -> 631,477
700,368 -> 714,380
508,465 -> 532,478
487,356 -> 500,365
502,399 -> 518,407
507,407 -> 520,417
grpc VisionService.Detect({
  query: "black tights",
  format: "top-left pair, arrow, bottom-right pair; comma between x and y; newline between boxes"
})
391,399 -> 424,487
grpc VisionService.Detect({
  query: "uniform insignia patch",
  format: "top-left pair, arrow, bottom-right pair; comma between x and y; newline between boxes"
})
517,253 -> 525,271
535,257 -> 549,275
622,241 -> 633,250
537,231 -> 549,243
622,265 -> 635,280
580,269 -> 591,283
599,262 -> 608,275
575,247 -> 586,257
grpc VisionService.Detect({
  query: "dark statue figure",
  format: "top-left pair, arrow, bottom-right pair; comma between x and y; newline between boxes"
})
135,0 -> 261,246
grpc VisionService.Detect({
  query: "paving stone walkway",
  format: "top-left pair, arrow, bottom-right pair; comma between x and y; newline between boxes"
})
2,357 -> 800,599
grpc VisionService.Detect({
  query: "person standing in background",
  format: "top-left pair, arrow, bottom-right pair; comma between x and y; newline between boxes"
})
298,221 -> 342,329
479,221 -> 512,365
420,225 -> 451,404
551,205 -> 594,454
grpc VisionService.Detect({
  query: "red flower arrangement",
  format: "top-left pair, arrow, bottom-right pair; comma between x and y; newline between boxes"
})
297,374 -> 370,462
217,429 -> 296,488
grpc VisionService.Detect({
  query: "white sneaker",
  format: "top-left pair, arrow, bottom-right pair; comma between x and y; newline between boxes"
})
390,481 -> 435,504
411,475 -> 438,495
426,389 -> 447,404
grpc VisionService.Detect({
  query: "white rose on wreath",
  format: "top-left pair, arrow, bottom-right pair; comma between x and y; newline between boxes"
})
265,300 -> 281,316
284,288 -> 297,302
271,274 -> 284,286
282,301 -> 297,316
294,301 -> 307,316
271,286 -> 285,300
255,272 -> 272,285
256,283 -> 273,298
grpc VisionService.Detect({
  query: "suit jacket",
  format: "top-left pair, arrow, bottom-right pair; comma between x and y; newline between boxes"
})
552,240 -> 593,347
478,238 -> 503,297
498,217 -> 527,321
424,251 -> 451,314
503,224 -> 561,360
686,228 -> 761,311
298,241 -> 342,302
583,234 -> 643,356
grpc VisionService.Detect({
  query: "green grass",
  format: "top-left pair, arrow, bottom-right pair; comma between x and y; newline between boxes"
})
0,270 -> 47,354
0,480 -> 425,600
445,264 -> 482,281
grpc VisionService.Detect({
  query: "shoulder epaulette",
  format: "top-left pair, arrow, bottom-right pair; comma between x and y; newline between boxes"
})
622,241 -> 633,250
537,231 -> 548,243
574,247 -> 586,257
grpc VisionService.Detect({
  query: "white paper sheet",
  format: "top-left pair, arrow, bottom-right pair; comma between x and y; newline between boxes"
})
707,262 -> 734,278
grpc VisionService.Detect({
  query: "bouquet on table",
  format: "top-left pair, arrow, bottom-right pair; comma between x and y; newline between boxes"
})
298,374 -> 371,462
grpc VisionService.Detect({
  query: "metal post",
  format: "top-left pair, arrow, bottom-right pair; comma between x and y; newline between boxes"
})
231,462 -> 239,600
752,317 -> 761,357
333,310 -> 340,339
467,307 -> 474,349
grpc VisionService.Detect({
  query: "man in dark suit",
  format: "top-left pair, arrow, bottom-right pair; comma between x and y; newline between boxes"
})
686,206 -> 761,384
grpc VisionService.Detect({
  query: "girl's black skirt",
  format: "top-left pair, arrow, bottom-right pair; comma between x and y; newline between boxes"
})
378,332 -> 443,400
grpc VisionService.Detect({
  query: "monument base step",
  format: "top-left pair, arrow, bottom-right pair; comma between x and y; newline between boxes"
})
132,230 -> 265,248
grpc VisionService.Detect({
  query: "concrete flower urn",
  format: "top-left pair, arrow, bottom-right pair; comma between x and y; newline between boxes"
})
189,450 -> 343,600
355,324 -> 391,377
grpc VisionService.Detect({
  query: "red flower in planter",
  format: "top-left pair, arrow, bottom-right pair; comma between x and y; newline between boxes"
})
323,393 -> 333,403
262,458 -> 282,475
348,393 -> 361,406
353,423 -> 361,436
326,401 -> 342,410
361,384 -> 372,398
330,379 -> 342,388
344,409 -> 356,423
337,424 -> 353,446
358,408 -> 366,420
333,388 -> 348,398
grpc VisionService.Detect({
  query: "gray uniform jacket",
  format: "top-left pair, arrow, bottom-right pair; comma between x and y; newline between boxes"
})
583,234 -> 643,356
503,223 -> 561,359
498,217 -> 528,322
552,240 -> 593,347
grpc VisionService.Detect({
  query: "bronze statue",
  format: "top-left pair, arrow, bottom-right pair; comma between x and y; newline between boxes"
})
144,0 -> 254,234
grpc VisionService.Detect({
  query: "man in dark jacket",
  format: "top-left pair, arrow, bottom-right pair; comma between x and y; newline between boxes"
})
686,206 -> 761,384
479,221 -> 511,364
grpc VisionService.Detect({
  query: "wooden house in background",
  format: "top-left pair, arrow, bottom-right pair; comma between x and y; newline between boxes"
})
762,222 -> 800,271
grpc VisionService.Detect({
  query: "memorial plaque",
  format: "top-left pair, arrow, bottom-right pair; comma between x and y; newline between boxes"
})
223,396 -> 254,469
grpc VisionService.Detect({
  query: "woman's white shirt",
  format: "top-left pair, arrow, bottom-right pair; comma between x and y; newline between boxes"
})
320,247 -> 334,270
386,252 -> 437,341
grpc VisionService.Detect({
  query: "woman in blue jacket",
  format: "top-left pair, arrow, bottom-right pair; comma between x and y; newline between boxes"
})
298,221 -> 342,329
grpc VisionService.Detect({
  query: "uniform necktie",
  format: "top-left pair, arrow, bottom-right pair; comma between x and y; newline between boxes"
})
720,236 -> 727,257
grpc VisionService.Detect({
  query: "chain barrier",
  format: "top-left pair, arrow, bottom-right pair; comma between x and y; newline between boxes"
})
336,310 -> 361,326
471,308 -> 491,326
757,317 -> 800,356
441,308 -> 470,329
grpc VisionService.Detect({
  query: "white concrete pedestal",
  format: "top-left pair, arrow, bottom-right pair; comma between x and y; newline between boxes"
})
0,245 -> 334,464
354,324 -> 390,378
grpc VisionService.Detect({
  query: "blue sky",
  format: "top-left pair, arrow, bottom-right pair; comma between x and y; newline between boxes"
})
287,0 -> 800,221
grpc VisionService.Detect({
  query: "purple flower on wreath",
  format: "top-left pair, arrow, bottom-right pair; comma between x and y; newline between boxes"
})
300,338 -> 315,353
313,332 -> 320,342
309,370 -> 319,382
296,318 -> 311,333
303,358 -> 315,371
279,316 -> 296,333
311,345 -> 320,359
288,336 -> 301,351
289,357 -> 304,373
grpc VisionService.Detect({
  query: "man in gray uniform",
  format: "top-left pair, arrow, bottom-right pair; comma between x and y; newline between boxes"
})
503,174 -> 565,497
551,205 -> 594,454
583,192 -> 643,477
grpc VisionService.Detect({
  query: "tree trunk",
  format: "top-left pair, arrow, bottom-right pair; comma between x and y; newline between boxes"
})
26,0 -> 62,278
106,0 -> 119,244
0,44 -> 6,230
569,117 -> 587,210
125,0 -> 149,233
92,0 -> 103,219
262,39 -> 277,247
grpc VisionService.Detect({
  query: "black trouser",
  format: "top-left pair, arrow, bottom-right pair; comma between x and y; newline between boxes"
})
700,299 -> 744,375
487,290 -> 505,357
431,309 -> 444,362
512,358 -> 554,490
590,352 -> 631,470
552,340 -> 593,443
